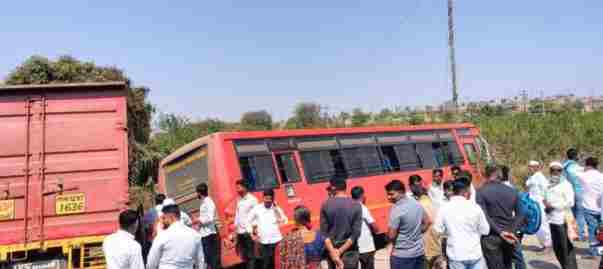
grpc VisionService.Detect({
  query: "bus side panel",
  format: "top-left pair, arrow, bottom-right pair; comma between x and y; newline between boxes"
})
213,138 -> 244,268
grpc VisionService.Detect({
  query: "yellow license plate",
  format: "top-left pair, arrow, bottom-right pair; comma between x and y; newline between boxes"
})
0,199 -> 15,220
56,193 -> 85,215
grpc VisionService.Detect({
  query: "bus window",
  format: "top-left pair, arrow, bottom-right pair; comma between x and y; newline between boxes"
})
394,144 -> 422,171
464,143 -> 478,164
416,143 -> 437,168
239,154 -> 278,191
431,142 -> 464,167
417,142 -> 463,168
300,150 -> 347,183
379,145 -> 401,172
275,153 -> 301,183
340,146 -> 383,178
446,142 -> 464,164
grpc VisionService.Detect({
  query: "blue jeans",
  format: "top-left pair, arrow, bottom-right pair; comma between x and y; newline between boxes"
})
449,258 -> 486,269
573,193 -> 587,241
512,235 -> 526,269
584,209 -> 602,256
390,255 -> 425,269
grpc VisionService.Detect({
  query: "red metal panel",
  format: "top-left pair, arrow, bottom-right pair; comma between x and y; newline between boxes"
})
0,83 -> 128,246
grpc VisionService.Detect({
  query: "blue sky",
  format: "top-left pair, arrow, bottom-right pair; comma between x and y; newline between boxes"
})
1,1 -> 601,121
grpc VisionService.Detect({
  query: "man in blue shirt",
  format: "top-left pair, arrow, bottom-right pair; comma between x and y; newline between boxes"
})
564,148 -> 586,241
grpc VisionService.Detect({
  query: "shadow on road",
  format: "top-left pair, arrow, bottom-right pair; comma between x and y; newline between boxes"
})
528,260 -> 559,269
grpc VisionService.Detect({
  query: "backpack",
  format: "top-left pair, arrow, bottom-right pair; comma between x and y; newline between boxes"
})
517,192 -> 542,235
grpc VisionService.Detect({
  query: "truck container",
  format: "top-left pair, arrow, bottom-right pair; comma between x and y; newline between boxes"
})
0,82 -> 129,269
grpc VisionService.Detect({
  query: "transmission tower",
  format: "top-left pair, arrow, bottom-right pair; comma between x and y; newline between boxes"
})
448,0 -> 459,111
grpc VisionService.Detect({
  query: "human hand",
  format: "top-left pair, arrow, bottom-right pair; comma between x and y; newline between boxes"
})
333,256 -> 344,269
329,248 -> 341,259
500,231 -> 518,245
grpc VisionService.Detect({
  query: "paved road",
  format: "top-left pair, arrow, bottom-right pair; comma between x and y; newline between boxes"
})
368,236 -> 600,269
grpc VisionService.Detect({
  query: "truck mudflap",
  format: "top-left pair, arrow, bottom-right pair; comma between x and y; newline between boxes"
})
0,236 -> 106,269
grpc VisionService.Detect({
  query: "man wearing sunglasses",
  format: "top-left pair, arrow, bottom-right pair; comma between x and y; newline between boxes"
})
544,162 -> 577,269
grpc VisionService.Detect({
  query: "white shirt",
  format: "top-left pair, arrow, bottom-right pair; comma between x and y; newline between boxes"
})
198,197 -> 218,237
545,180 -> 575,225
526,171 -> 549,202
247,204 -> 288,244
469,184 -> 476,203
358,204 -> 376,254
434,196 -> 490,261
147,222 -> 205,269
428,183 -> 445,212
577,169 -> 603,212
103,230 -> 144,269
235,193 -> 258,234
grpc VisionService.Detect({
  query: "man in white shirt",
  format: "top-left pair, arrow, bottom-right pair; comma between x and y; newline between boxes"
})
577,157 -> 603,258
526,161 -> 551,251
103,210 -> 145,269
196,183 -> 220,269
351,186 -> 378,269
147,204 -> 205,269
248,188 -> 288,269
434,177 -> 490,269
428,169 -> 446,212
232,179 -> 259,269
544,162 -> 577,269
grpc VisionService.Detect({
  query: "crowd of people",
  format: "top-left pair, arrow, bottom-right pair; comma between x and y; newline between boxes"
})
101,148 -> 603,269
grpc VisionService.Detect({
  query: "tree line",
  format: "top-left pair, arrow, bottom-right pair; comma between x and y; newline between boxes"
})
4,56 -> 602,186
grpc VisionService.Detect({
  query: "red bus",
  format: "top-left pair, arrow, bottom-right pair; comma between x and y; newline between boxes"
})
157,123 -> 491,267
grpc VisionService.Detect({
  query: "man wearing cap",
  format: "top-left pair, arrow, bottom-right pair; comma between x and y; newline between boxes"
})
526,161 -> 551,251
544,162 -> 577,269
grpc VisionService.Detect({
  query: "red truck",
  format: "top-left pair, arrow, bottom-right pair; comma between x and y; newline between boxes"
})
0,82 -> 129,269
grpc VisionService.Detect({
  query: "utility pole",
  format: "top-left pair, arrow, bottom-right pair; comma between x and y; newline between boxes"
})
448,0 -> 459,112
541,90 -> 546,116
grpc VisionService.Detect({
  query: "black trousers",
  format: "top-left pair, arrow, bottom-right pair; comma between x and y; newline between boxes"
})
481,234 -> 514,269
550,224 -> 577,269
359,252 -> 375,269
236,233 -> 256,269
202,233 -> 221,269
259,243 -> 278,269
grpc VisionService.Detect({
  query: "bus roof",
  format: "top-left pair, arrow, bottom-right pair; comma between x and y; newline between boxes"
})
160,123 -> 476,167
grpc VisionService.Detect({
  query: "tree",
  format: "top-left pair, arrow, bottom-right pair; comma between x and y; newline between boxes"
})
409,113 -> 425,125
241,110 -> 273,130
335,111 -> 351,127
351,108 -> 371,127
287,102 -> 323,129
374,108 -> 397,125
5,55 -> 154,185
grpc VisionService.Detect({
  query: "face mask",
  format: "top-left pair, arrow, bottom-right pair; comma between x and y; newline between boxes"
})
264,202 -> 273,209
550,175 -> 561,185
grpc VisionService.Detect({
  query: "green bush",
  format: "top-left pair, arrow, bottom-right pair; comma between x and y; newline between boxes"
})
472,112 -> 603,185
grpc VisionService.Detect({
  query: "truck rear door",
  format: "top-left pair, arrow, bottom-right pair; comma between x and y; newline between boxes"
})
0,83 -> 128,247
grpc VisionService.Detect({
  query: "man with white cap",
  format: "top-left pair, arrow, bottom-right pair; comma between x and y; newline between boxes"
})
544,161 -> 577,269
525,161 -> 551,251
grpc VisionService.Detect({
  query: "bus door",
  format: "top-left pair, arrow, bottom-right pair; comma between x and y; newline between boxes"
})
455,128 -> 484,185
272,150 -> 308,219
